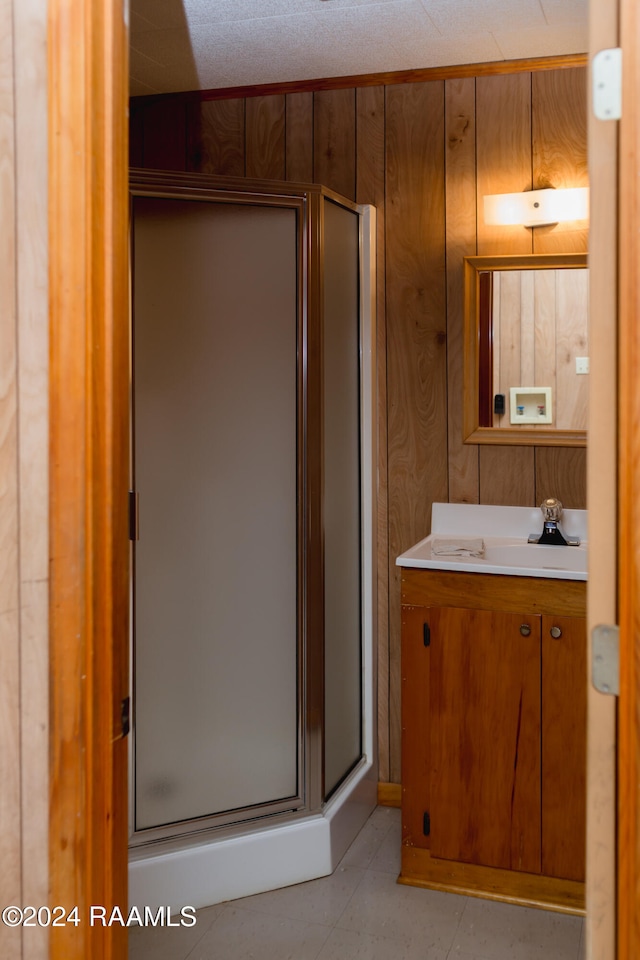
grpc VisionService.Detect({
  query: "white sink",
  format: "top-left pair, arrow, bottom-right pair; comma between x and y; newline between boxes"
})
396,503 -> 588,581
482,540 -> 587,576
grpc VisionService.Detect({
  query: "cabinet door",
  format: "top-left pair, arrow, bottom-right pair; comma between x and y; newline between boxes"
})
401,605 -> 431,848
541,615 -> 587,881
430,606 -> 541,874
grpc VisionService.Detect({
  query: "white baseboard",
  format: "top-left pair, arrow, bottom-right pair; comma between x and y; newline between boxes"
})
129,758 -> 376,911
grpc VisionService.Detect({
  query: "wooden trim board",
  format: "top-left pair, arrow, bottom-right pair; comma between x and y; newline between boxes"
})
132,55 -> 588,105
618,0 -> 640,954
48,1 -> 130,957
377,782 -> 402,807
400,846 -> 585,916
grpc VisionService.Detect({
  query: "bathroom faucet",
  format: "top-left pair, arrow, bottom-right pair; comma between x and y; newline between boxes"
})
528,498 -> 581,546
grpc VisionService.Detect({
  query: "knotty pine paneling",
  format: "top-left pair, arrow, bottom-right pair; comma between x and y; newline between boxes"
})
130,63 -> 588,785
246,95 -> 285,179
386,81 -> 448,782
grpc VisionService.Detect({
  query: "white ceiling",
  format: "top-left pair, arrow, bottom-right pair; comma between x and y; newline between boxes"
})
129,0 -> 588,97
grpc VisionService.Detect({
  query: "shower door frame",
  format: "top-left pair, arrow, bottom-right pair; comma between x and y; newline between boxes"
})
128,171 -> 371,851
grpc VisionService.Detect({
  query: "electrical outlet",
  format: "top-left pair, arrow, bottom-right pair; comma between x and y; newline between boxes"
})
576,357 -> 589,374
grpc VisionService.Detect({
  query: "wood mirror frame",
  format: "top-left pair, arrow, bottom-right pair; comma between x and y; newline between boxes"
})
463,253 -> 588,447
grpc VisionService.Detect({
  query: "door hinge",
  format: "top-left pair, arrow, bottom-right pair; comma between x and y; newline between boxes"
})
592,624 -> 619,696
423,812 -> 431,837
423,623 -> 431,647
129,491 -> 139,541
121,696 -> 131,738
593,48 -> 622,121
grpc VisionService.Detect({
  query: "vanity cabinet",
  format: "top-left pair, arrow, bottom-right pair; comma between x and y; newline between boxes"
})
400,568 -> 586,913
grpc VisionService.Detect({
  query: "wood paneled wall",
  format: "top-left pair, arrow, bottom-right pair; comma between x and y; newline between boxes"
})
0,1 -> 49,958
130,63 -> 588,784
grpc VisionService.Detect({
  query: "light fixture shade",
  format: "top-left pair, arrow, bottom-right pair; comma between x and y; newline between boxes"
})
483,187 -> 589,227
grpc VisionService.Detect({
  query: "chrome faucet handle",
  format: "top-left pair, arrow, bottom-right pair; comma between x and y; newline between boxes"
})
529,497 -> 579,546
541,498 -> 563,522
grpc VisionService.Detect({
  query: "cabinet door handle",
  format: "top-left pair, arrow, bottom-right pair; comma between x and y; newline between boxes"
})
550,626 -> 562,639
520,624 -> 531,637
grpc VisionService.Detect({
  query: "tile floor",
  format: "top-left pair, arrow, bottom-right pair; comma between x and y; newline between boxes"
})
128,806 -> 585,960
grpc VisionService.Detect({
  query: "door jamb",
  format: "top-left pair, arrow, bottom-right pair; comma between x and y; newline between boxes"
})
618,0 -> 640,954
48,1 -> 130,957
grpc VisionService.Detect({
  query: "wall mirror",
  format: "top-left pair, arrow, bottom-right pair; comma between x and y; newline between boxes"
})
463,253 -> 588,447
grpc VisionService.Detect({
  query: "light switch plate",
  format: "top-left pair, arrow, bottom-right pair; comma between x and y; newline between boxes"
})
576,357 -> 590,374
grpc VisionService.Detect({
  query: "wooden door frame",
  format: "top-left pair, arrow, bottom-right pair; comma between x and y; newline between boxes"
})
45,0 -> 640,957
48,1 -> 130,958
586,1 -> 618,958
590,0 -> 640,954
618,0 -> 640,953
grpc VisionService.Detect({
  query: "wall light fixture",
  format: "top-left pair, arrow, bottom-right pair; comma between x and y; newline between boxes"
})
483,187 -> 589,228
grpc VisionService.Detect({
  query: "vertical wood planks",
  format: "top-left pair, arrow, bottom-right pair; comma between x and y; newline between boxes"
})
0,0 -> 23,953
520,271 -> 536,385
479,446 -> 535,505
476,72 -> 533,257
14,0 -> 50,955
532,68 -> 588,255
533,269 -> 557,408
555,268 -> 589,430
476,73 -> 535,504
129,100 -> 144,167
445,77 -> 480,504
313,88 -> 356,200
187,98 -> 245,175
541,615 -> 587,881
246,95 -> 285,179
141,98 -> 187,170
386,82 -> 447,781
535,447 -> 587,508
498,271 -> 523,400
286,91 -> 313,182
356,85 -> 389,780
531,70 -> 588,516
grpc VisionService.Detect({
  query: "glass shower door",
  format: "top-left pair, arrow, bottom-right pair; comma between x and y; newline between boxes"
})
132,196 -> 300,831
322,198 -> 362,798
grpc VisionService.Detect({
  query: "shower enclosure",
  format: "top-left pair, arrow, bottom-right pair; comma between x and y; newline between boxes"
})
128,171 -> 376,907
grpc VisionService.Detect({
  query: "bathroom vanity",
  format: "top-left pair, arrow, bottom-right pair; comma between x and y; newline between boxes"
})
397,504 -> 587,914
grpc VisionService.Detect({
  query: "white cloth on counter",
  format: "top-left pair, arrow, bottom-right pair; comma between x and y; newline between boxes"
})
430,537 -> 485,558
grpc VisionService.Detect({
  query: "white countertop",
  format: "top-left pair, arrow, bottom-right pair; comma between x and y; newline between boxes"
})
396,503 -> 588,581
